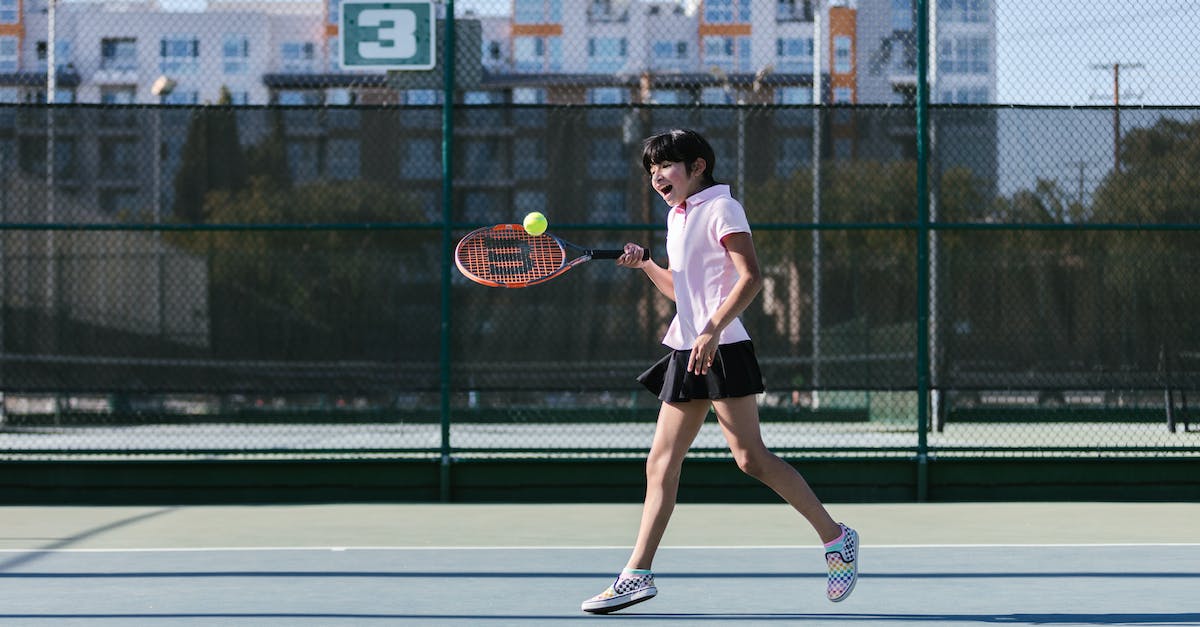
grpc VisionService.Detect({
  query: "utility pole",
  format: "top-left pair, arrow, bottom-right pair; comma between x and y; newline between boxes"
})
1065,159 -> 1091,206
1090,62 -> 1143,172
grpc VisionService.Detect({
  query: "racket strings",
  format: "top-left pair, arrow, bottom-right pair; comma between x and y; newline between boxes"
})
457,229 -> 565,285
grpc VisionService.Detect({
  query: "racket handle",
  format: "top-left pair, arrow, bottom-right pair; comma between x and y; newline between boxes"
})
592,249 -> 650,260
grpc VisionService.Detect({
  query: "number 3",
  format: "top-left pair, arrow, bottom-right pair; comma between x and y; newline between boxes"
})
358,9 -> 417,59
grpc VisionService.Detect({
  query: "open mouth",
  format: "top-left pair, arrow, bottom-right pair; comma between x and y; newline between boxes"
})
659,184 -> 673,196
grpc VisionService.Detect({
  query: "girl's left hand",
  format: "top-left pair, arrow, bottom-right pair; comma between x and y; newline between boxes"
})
689,333 -> 718,375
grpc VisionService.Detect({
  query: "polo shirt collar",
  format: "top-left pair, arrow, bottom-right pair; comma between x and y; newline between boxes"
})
674,184 -> 729,214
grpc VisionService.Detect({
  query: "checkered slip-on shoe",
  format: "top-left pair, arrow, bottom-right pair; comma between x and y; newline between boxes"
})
825,523 -> 860,602
581,569 -> 657,614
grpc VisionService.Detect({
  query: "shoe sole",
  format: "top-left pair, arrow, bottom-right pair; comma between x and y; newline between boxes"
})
829,530 -> 860,603
582,587 -> 657,614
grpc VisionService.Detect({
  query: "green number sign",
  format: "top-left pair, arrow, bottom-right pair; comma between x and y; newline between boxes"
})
340,1 -> 435,70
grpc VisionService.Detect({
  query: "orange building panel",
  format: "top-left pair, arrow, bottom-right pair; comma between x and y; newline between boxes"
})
511,24 -> 563,37
828,4 -> 857,102
698,23 -> 752,37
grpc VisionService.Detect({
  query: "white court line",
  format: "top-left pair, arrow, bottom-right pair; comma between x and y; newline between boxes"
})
1,542 -> 1198,554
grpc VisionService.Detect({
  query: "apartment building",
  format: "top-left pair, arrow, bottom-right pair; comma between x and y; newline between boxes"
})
0,0 -> 997,219
2,0 -> 996,105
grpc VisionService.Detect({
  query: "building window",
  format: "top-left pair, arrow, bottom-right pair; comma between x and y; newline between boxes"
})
99,189 -> 140,216
587,37 -> 627,73
513,36 -> 562,73
0,0 -> 16,23
0,37 -> 16,72
281,42 -> 316,73
486,41 -> 503,63
650,40 -> 688,71
893,0 -> 913,31
277,90 -> 321,106
514,190 -> 547,213
705,0 -> 751,23
648,89 -> 682,104
776,37 -> 813,72
405,89 -> 439,105
833,86 -> 853,103
463,191 -> 502,224
223,36 -> 249,74
326,139 -> 360,181
833,36 -> 852,73
777,0 -> 812,22
400,138 -> 438,179
776,136 -> 812,178
514,138 -> 546,179
29,89 -> 76,104
162,90 -> 199,105
287,140 -> 320,181
588,188 -> 625,224
941,87 -> 988,103
775,87 -> 812,104
701,87 -> 733,104
704,36 -> 751,73
161,37 -> 200,74
939,36 -> 988,74
587,87 -> 625,104
99,139 -> 140,181
514,0 -> 562,24
36,40 -> 73,72
463,139 -> 503,181
327,0 -> 342,25
100,86 -> 136,104
21,136 -> 77,177
939,0 -> 989,23
512,88 -> 546,104
101,38 -> 138,71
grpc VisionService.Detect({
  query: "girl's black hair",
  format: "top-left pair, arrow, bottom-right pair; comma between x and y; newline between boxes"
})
641,128 -> 718,184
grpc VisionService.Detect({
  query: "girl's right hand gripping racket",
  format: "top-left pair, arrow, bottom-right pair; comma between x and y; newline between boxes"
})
454,224 -> 648,288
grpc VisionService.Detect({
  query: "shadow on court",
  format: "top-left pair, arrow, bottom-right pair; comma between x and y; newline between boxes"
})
1,612 -> 1199,624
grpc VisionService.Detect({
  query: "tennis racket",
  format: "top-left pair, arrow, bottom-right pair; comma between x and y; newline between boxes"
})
454,224 -> 648,288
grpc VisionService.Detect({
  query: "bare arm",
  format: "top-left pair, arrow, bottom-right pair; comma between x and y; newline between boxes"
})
688,232 -> 763,374
617,243 -> 674,301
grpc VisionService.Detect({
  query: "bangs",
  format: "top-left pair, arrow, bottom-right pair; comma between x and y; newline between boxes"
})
640,129 -> 717,182
641,133 -> 686,173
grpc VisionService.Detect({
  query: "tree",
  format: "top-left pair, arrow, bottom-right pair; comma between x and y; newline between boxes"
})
171,87 -> 248,223
197,178 -> 433,360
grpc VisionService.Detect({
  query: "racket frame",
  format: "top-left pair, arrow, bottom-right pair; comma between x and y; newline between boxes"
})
454,224 -> 631,288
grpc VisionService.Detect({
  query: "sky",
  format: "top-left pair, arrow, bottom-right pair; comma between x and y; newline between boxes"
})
994,0 -> 1200,106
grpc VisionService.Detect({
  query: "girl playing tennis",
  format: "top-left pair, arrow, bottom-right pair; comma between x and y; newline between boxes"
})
581,128 -> 859,614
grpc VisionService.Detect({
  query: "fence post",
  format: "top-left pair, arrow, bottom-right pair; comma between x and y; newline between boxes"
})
438,1 -> 457,503
914,0 -> 931,502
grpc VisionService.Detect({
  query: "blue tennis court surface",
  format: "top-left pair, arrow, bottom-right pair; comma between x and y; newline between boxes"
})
2,543 -> 1198,625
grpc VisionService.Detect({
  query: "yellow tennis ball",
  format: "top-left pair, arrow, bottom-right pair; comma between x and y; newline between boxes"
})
523,211 -> 548,236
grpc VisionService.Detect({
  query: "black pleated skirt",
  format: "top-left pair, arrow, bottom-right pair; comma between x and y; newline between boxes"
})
636,340 -> 765,403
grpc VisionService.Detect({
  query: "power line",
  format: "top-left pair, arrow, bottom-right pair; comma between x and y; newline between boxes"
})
1089,62 -> 1144,172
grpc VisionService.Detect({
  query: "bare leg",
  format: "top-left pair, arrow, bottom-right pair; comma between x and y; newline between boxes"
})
713,395 -> 842,543
626,400 -> 709,570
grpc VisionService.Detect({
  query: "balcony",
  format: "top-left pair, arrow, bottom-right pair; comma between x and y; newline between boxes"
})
776,0 -> 814,22
588,4 -> 628,23
93,68 -> 139,85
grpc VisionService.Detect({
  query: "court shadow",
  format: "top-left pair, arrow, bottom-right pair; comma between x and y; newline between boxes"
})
1,613 -> 1198,624
619,613 -> 1200,624
0,507 -> 177,572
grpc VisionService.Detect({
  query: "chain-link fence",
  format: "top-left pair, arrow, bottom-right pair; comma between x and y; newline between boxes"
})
1,1 -> 1197,468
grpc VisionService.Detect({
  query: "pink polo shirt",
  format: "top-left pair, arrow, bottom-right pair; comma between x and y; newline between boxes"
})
661,184 -> 753,351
